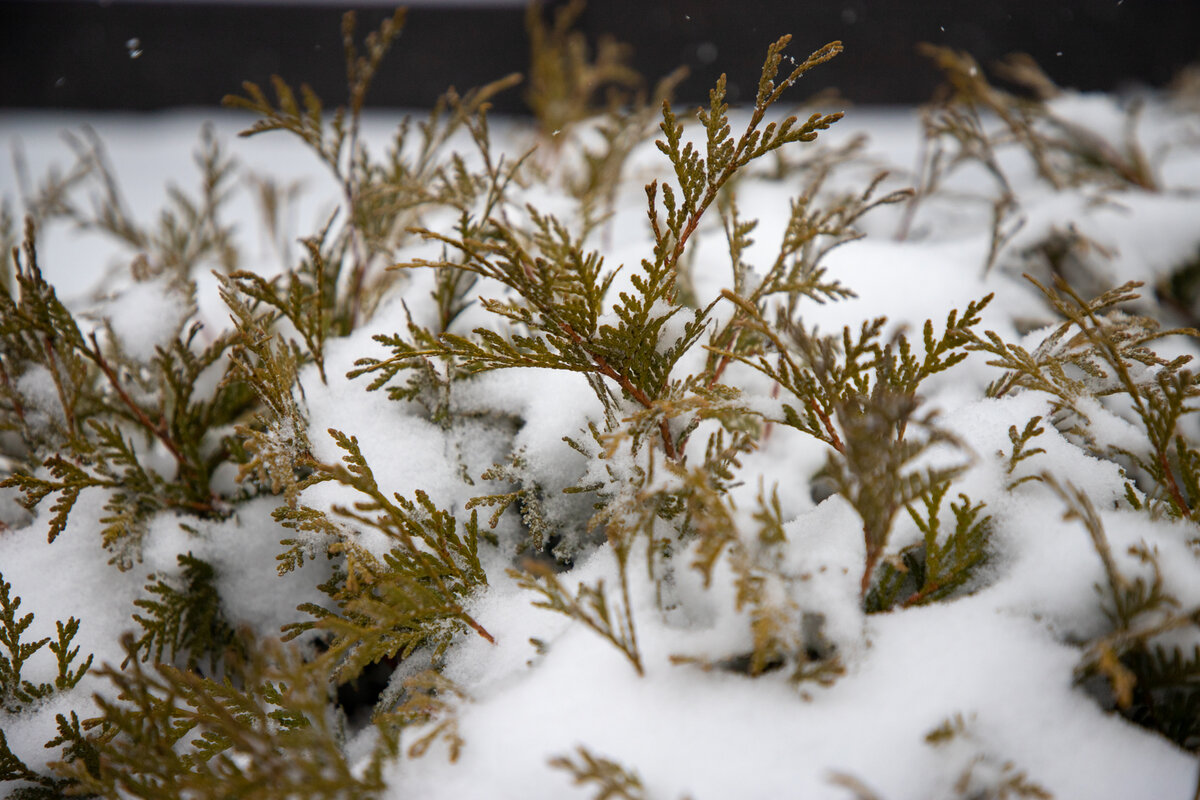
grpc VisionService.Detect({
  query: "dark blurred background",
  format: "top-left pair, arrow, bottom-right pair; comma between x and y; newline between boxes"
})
3,0 -> 1198,111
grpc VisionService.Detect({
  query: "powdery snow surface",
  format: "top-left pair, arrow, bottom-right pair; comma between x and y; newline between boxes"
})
3,82 -> 1200,800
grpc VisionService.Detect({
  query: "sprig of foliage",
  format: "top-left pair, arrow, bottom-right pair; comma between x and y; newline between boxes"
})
0,571 -> 92,713
224,10 -> 405,175
468,449 -> 557,554
524,0 -> 643,140
0,571 -> 95,797
1,717 -> 94,800
866,481 -> 993,612
680,472 -> 845,682
510,558 -> 643,676
718,293 -> 989,595
280,429 -> 492,682
393,203 -> 714,460
349,113 -> 533,428
717,293 -> 990,451
368,35 -> 843,463
1046,475 -> 1200,751
0,219 -> 98,457
962,276 -> 1199,519
1002,415 -> 1046,489
2,218 -> 258,566
224,9 -> 404,330
51,633 -> 398,799
382,669 -> 469,762
568,66 -> 689,239
129,552 -> 242,674
702,174 -> 908,386
549,746 -> 649,800
916,44 -> 1156,195
921,713 -> 1054,799
650,37 -> 843,275
225,10 -> 521,332
19,124 -> 239,279
218,271 -> 313,508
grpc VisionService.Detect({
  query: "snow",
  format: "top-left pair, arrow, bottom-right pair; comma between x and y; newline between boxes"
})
3,79 -> 1200,799
100,274 -> 192,362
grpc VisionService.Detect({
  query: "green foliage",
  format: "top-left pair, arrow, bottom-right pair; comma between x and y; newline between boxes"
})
1120,644 -> 1200,750
524,0 -> 643,139
0,571 -> 95,797
1046,475 -> 1200,752
918,45 -> 1156,194
4,7 -> 1200,796
224,9 -> 521,333
962,276 -> 1200,520
866,482 -> 992,613
0,219 -> 98,459
51,634 -> 397,799
679,473 -> 846,683
359,34 -> 844,465
1,215 -> 258,567
721,293 -> 991,595
129,552 -> 242,674
217,273 -> 313,509
900,44 -> 1158,256
0,572 -> 92,713
382,669 -> 469,762
923,714 -> 1053,799
549,746 -> 650,800
278,429 -> 492,682
1002,415 -> 1046,489
510,558 -> 643,675
18,124 -> 240,278
650,37 -> 842,280
468,449 -> 557,554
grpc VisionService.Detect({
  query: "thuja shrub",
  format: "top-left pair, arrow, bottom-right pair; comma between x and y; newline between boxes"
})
3,5 -> 1200,799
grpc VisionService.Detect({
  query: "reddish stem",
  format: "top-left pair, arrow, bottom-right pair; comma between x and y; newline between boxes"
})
88,334 -> 186,467
558,322 -> 679,461
1158,448 -> 1193,521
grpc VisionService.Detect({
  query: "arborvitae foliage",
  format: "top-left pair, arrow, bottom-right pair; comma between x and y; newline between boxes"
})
675,469 -> 810,680
898,44 -> 1159,272
129,552 -> 243,674
566,66 -> 689,239
865,481 -> 992,613
524,0 -> 643,140
384,668 -> 470,762
720,291 -> 992,595
1,712 -> 99,800
1,212 -> 257,568
961,276 -> 1200,520
918,45 -> 1156,194
835,713 -> 1053,799
1044,475 -> 1200,752
3,5 -> 1200,797
280,430 -> 492,683
0,573 -> 92,712
15,124 -> 240,278
511,559 -> 644,675
367,33 -> 843,463
549,746 -> 653,800
0,571 -> 95,797
224,9 -> 521,333
1002,415 -> 1047,490
52,634 -> 398,799
217,272 -> 313,509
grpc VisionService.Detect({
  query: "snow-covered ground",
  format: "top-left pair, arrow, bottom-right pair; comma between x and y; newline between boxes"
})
2,84 -> 1200,799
